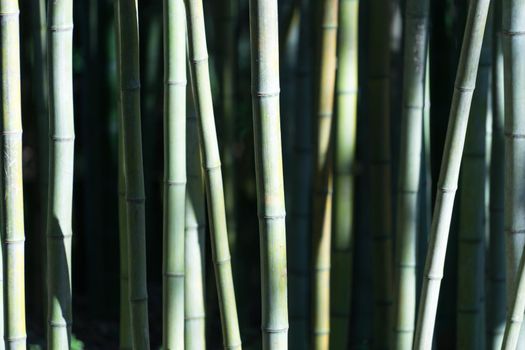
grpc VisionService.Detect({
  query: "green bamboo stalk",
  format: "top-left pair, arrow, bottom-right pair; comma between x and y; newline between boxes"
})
0,0 -> 25,348
311,0 -> 338,348
248,0 -> 289,348
412,0 -> 491,348
114,2 -> 132,348
487,0 -> 506,348
456,15 -> 491,348
46,0 -> 75,347
330,0 -> 358,348
116,1 -> 150,348
185,91 -> 206,350
368,0 -> 393,347
162,0 -> 186,348
184,0 -> 242,347
392,1 -> 429,349
501,246 -> 525,349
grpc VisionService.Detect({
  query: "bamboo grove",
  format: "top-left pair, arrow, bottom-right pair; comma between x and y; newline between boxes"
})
3,0 -> 525,349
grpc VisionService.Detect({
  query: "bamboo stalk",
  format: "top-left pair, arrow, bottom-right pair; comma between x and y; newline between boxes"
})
46,0 -> 75,347
412,0 -> 491,348
162,0 -> 186,348
184,0 -> 242,347
116,1 -> 150,348
185,90 -> 207,350
0,0 -> 25,348
248,0 -> 289,348
392,1 -> 429,349
311,0 -> 338,347
502,246 -> 525,349
330,0 -> 358,348
368,0 -> 393,347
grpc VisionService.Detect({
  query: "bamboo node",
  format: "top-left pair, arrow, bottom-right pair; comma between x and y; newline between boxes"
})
313,329 -> 330,335
223,342 -> 242,349
262,326 -> 289,333
439,186 -> 457,193
337,89 -> 358,95
426,273 -> 442,280
504,228 -> 525,235
5,335 -> 27,343
254,90 -> 280,98
314,266 -> 330,272
164,180 -> 186,186
191,55 -> 209,64
48,24 -> 74,32
125,196 -> 146,203
185,314 -> 206,321
215,257 -> 232,266
50,135 -> 75,142
502,30 -> 525,37
0,11 -> 20,17
164,271 -> 184,278
504,131 -> 525,139
1,130 -> 22,137
165,79 -> 187,86
318,111 -> 333,119
321,24 -> 337,30
258,213 -> 286,220
130,296 -> 148,303
4,238 -> 25,245
48,320 -> 72,328
454,85 -> 474,93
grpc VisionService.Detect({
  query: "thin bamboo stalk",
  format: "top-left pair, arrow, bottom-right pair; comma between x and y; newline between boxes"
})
502,245 -> 525,349
46,0 -> 75,347
116,1 -> 150,348
392,1 -> 429,349
330,0 -> 358,348
412,0 -> 491,348
311,0 -> 338,347
0,0 -> 25,348
248,0 -> 289,348
184,0 -> 242,347
162,0 -> 186,348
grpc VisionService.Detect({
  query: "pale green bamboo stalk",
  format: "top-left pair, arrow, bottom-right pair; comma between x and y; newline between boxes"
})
116,1 -> 150,348
248,0 -> 289,348
456,15 -> 491,347
330,0 -> 358,348
114,2 -> 132,348
184,0 -> 241,347
502,246 -> 525,349
311,0 -> 338,348
486,1 -> 506,348
185,91 -> 206,350
368,0 -> 393,347
392,1 -> 429,349
162,0 -> 186,348
413,0 -> 491,348
0,0 -> 25,348
46,0 -> 75,347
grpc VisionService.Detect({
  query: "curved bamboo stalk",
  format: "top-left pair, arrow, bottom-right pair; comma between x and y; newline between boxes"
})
502,247 -> 525,349
1,0 -> 25,348
116,1 -> 150,348
248,0 -> 289,348
162,0 -> 186,348
46,0 -> 75,347
311,0 -> 338,348
184,0 -> 242,347
413,0 -> 491,348
392,1 -> 429,349
330,0 -> 358,348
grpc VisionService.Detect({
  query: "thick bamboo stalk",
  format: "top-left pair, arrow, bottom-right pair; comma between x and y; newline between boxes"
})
116,1 -> 150,348
330,0 -> 358,348
185,91 -> 206,350
412,0 -> 491,348
311,0 -> 338,348
162,0 -> 186,348
392,1 -> 429,349
248,0 -> 289,348
46,0 -> 75,347
184,0 -> 242,347
368,0 -> 393,347
0,0 -> 25,348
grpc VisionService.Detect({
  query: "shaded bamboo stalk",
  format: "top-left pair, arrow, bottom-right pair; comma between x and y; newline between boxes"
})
46,0 -> 75,347
162,0 -> 186,348
392,0 -> 429,348
330,0 -> 358,348
248,0 -> 289,348
114,2 -> 132,348
311,0 -> 338,348
368,0 -> 393,347
0,0 -> 25,348
502,245 -> 525,349
185,88 -> 206,349
184,0 -> 242,347
456,13 -> 491,347
486,0 -> 506,347
413,0 -> 491,348
116,1 -> 150,348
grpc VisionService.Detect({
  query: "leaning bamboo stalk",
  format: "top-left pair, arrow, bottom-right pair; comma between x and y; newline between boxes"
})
46,0 -> 75,347
0,0 -> 25,348
311,0 -> 338,348
162,0 -> 186,348
249,0 -> 289,348
184,0 -> 241,347
116,1 -> 150,348
330,0 -> 358,348
413,0 -> 491,348
502,245 -> 525,349
392,1 -> 429,348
